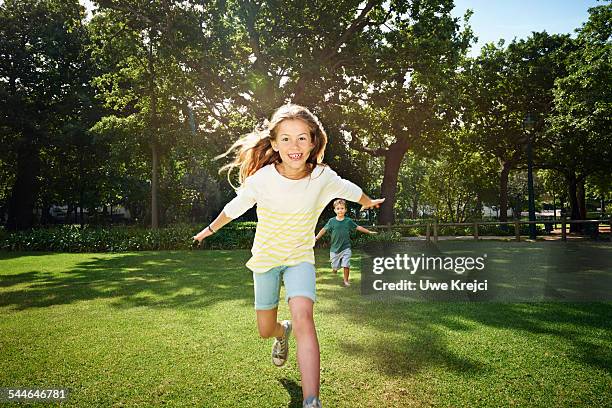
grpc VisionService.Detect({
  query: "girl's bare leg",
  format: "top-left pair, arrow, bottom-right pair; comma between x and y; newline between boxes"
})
288,296 -> 319,400
256,308 -> 285,338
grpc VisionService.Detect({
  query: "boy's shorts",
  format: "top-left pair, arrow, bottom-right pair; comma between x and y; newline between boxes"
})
330,248 -> 352,270
252,262 -> 316,310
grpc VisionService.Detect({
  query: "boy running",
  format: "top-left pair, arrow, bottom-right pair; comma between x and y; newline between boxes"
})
315,199 -> 377,286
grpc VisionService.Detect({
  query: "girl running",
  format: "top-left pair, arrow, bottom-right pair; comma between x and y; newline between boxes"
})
193,104 -> 383,408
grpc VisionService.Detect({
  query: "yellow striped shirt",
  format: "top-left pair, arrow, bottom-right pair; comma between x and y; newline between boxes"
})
222,164 -> 363,273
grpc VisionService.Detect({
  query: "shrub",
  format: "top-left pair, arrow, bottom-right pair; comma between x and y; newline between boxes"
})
0,223 -> 257,252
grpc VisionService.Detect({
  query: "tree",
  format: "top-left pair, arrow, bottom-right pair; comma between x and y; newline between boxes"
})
546,3 -> 612,228
0,0 -> 92,230
343,0 -> 473,224
464,32 -> 574,225
538,169 -> 568,220
395,152 -> 428,220
90,0 -> 211,228
178,0 -> 402,212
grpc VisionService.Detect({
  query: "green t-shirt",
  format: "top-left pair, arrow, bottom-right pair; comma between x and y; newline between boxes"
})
324,217 -> 358,253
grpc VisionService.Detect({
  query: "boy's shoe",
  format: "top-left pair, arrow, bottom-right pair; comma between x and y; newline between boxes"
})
272,320 -> 292,367
303,396 -> 322,408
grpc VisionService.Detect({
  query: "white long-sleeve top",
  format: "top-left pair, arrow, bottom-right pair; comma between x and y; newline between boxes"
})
223,164 -> 363,273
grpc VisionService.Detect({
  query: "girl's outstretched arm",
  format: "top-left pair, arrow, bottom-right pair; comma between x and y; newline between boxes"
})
194,171 -> 258,245
193,211 -> 233,244
356,225 -> 377,235
358,194 -> 385,211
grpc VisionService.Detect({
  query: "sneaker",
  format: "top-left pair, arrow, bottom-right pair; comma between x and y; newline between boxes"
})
303,396 -> 322,408
272,320 -> 292,367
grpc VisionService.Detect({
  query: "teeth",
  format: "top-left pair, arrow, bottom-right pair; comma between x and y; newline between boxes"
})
288,153 -> 302,159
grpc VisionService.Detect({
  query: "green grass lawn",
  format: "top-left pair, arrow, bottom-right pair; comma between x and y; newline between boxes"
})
1,248 -> 611,407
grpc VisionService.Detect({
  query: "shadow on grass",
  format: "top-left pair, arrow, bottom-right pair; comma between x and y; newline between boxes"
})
279,378 -> 302,408
315,241 -> 612,377
321,281 -> 612,378
0,250 -> 254,311
2,246 -> 610,383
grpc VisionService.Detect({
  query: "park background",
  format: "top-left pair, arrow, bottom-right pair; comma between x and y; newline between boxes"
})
0,0 -> 611,407
0,0 -> 610,238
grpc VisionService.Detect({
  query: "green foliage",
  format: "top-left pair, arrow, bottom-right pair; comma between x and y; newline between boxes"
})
421,141 -> 499,223
0,0 -> 97,229
546,3 -> 612,182
0,223 -> 256,252
461,31 -> 575,222
0,220 -> 409,252
395,152 -> 429,219
0,1 -> 609,233
352,230 -> 403,247
538,169 -> 568,204
435,224 -> 546,237
315,229 -> 404,250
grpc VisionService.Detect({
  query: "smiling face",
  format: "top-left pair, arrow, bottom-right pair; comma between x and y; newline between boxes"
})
271,119 -> 315,177
334,203 -> 347,218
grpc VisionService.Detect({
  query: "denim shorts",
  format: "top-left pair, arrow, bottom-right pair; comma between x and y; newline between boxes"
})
330,248 -> 352,269
252,262 -> 317,310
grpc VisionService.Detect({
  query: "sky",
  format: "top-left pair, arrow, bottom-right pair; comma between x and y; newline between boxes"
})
76,0 -> 603,56
451,0 -> 603,55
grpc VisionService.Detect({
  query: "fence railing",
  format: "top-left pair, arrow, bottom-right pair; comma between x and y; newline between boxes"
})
371,219 -> 611,242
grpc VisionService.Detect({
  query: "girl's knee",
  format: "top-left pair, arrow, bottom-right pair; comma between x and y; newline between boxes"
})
291,310 -> 314,333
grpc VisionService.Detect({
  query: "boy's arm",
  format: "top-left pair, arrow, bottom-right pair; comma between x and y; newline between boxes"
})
356,225 -> 377,235
315,227 -> 327,241
193,211 -> 233,243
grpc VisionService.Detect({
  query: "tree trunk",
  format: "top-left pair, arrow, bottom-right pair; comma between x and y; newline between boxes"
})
148,37 -> 160,230
40,202 -> 51,225
499,160 -> 512,224
577,178 -> 587,220
411,196 -> 419,219
151,141 -> 160,229
476,193 -> 483,221
79,195 -> 84,227
78,145 -> 85,227
0,204 -> 6,225
379,140 -> 409,225
567,171 -> 580,232
7,140 -> 40,231
559,195 -> 565,218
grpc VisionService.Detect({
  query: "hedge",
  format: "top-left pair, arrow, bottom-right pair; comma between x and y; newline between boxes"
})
0,223 -> 402,252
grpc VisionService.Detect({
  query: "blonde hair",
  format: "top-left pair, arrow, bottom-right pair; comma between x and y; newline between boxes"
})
217,104 -> 328,187
333,199 -> 346,208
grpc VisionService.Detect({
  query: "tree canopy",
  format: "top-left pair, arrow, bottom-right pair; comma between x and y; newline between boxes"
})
1,0 -> 609,230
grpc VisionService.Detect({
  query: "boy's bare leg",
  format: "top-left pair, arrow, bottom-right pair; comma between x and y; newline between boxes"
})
288,296 -> 320,401
343,267 -> 350,285
256,308 -> 285,338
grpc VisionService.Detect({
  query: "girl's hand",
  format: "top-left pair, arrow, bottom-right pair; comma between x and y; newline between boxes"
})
193,227 -> 213,245
360,198 -> 385,211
